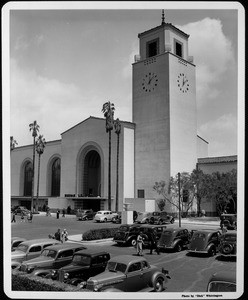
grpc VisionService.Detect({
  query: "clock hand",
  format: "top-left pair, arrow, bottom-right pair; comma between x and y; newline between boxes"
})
148,75 -> 155,84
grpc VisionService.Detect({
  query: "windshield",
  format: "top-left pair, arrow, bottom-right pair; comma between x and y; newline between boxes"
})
16,244 -> 29,253
107,261 -> 127,273
192,233 -> 206,239
72,255 -> 91,266
41,249 -> 57,258
119,226 -> 129,231
96,211 -> 103,215
208,281 -> 236,292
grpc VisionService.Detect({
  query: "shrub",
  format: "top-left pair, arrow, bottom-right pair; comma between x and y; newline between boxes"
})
82,227 -> 119,241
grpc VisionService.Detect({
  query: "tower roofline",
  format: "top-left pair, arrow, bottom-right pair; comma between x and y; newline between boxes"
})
138,23 -> 189,39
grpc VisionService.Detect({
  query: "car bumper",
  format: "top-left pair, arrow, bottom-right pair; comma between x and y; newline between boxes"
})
188,249 -> 208,254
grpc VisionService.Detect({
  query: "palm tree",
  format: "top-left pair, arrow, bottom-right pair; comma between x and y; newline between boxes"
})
102,101 -> 115,210
29,120 -> 40,212
10,136 -> 18,151
35,134 -> 46,212
114,118 -> 121,212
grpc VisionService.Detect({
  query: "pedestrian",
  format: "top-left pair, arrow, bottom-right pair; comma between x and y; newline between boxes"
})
20,211 -> 25,222
27,211 -> 33,222
46,206 -> 51,216
137,233 -> 144,256
62,208 -> 66,217
67,205 -> 71,215
149,232 -> 160,255
54,228 -> 61,242
11,211 -> 16,223
56,209 -> 60,219
61,228 -> 68,243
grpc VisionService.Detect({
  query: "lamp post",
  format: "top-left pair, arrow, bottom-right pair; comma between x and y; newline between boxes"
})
178,172 -> 181,227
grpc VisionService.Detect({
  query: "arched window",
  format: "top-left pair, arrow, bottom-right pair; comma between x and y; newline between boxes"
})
51,158 -> 61,196
24,161 -> 32,196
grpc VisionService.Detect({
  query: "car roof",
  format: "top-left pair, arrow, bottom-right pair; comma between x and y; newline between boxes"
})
193,229 -> 218,234
19,239 -> 58,246
163,227 -> 187,232
140,224 -> 167,228
109,255 -> 146,264
74,250 -> 109,257
43,242 -> 84,251
223,231 -> 237,236
209,271 -> 236,283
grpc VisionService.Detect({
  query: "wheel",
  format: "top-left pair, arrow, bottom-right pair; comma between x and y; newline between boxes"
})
175,243 -> 182,252
153,276 -> 164,292
104,218 -> 107,222
130,238 -> 137,247
222,243 -> 233,255
158,219 -> 163,225
209,247 -> 216,256
84,216 -> 88,221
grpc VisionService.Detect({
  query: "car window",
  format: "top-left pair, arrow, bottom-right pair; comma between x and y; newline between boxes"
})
128,262 -> 141,273
72,255 -> 91,265
16,244 -> 29,252
141,260 -> 149,269
12,241 -> 22,248
29,245 -> 42,253
57,249 -> 73,258
208,281 -> 236,292
107,261 -> 127,273
41,249 -> 57,258
43,243 -> 55,248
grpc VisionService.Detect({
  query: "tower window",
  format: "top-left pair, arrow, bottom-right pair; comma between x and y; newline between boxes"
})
175,40 -> 183,58
147,38 -> 159,58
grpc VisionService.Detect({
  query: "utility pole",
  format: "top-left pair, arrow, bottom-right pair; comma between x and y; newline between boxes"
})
178,172 -> 181,227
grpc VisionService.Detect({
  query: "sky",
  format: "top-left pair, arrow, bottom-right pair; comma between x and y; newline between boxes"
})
4,2 -> 244,157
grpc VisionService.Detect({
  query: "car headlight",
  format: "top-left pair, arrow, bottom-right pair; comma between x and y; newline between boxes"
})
51,270 -> 57,277
64,272 -> 69,279
27,266 -> 35,273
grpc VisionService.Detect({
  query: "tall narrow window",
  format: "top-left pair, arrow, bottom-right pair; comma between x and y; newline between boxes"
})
51,158 -> 61,196
138,189 -> 145,198
147,38 -> 159,58
24,161 -> 32,196
175,41 -> 183,57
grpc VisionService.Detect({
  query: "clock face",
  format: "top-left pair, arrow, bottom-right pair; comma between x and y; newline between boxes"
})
177,73 -> 189,93
142,72 -> 158,92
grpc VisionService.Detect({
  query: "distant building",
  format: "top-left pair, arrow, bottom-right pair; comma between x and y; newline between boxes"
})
10,15 -> 236,216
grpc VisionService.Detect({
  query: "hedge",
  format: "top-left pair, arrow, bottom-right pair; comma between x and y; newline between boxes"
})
82,227 -> 119,241
12,269 -> 89,291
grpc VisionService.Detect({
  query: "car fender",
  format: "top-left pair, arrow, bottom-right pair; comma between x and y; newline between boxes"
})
206,243 -> 216,252
31,268 -> 52,277
11,261 -> 21,270
171,238 -> 181,248
149,271 -> 166,287
127,235 -> 137,243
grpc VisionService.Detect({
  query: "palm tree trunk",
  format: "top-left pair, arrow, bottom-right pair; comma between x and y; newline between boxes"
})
116,134 -> 119,212
31,136 -> 35,212
36,154 -> 41,212
108,130 -> 111,210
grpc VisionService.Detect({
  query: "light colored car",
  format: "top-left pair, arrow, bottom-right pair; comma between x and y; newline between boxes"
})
86,255 -> 171,292
11,238 -> 60,269
11,237 -> 26,251
94,210 -> 117,223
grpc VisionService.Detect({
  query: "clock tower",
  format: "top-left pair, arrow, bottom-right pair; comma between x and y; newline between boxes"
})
132,13 -> 197,199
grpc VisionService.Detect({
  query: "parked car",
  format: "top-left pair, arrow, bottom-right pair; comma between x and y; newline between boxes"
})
157,228 -> 191,252
19,243 -> 86,277
220,214 -> 237,230
111,212 -> 122,223
86,255 -> 171,292
149,211 -> 175,224
113,224 -> 142,246
188,230 -> 222,256
139,224 -> 167,247
11,237 -> 26,251
94,210 -> 117,223
218,231 -> 237,258
135,212 -> 152,224
11,238 -> 60,269
76,209 -> 96,221
206,271 -> 236,292
51,250 -> 110,285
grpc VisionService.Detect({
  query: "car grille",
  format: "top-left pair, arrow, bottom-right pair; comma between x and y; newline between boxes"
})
19,264 -> 28,272
114,232 -> 126,241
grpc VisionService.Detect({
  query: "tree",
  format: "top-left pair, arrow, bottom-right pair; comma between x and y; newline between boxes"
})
102,101 -> 115,210
114,118 -> 121,212
35,134 -> 46,212
29,120 -> 40,212
10,136 -> 18,151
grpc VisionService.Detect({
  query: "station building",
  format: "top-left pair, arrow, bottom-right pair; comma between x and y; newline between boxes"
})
10,17 -> 237,216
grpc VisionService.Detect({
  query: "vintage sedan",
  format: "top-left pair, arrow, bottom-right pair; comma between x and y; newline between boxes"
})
149,211 -> 175,225
94,210 -> 118,223
139,224 -> 167,247
206,271 -> 236,292
113,224 -> 141,246
11,238 -> 60,269
18,243 -> 86,276
220,214 -> 237,230
52,250 -> 110,285
11,237 -> 26,251
157,228 -> 191,252
76,209 -> 96,221
188,230 -> 222,256
218,231 -> 237,258
86,255 -> 171,292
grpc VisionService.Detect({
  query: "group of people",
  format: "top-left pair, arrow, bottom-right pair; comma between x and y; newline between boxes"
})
11,211 -> 33,223
50,228 -> 68,243
136,232 -> 160,256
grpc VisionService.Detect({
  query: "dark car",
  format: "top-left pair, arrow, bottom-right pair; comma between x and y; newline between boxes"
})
113,224 -> 142,246
76,209 -> 96,221
86,255 -> 171,292
157,228 -> 191,252
188,230 -> 222,256
218,231 -> 237,258
51,250 -> 110,285
220,214 -> 237,230
149,211 -> 175,225
139,224 -> 167,247
18,243 -> 86,277
206,271 -> 236,292
111,212 -> 122,223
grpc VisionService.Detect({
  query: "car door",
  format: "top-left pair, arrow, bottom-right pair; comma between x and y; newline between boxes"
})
125,262 -> 145,292
26,245 -> 42,260
53,249 -> 74,269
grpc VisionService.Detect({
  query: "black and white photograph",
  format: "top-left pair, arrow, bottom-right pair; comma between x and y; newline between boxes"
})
2,1 -> 245,299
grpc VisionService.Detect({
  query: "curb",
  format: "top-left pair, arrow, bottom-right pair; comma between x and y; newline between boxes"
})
68,237 -> 114,244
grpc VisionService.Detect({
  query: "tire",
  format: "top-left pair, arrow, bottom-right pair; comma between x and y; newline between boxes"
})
222,243 -> 233,255
209,247 -> 216,256
84,216 -> 88,221
153,276 -> 164,292
158,219 -> 163,225
175,243 -> 182,252
130,238 -> 137,247
104,218 -> 107,222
